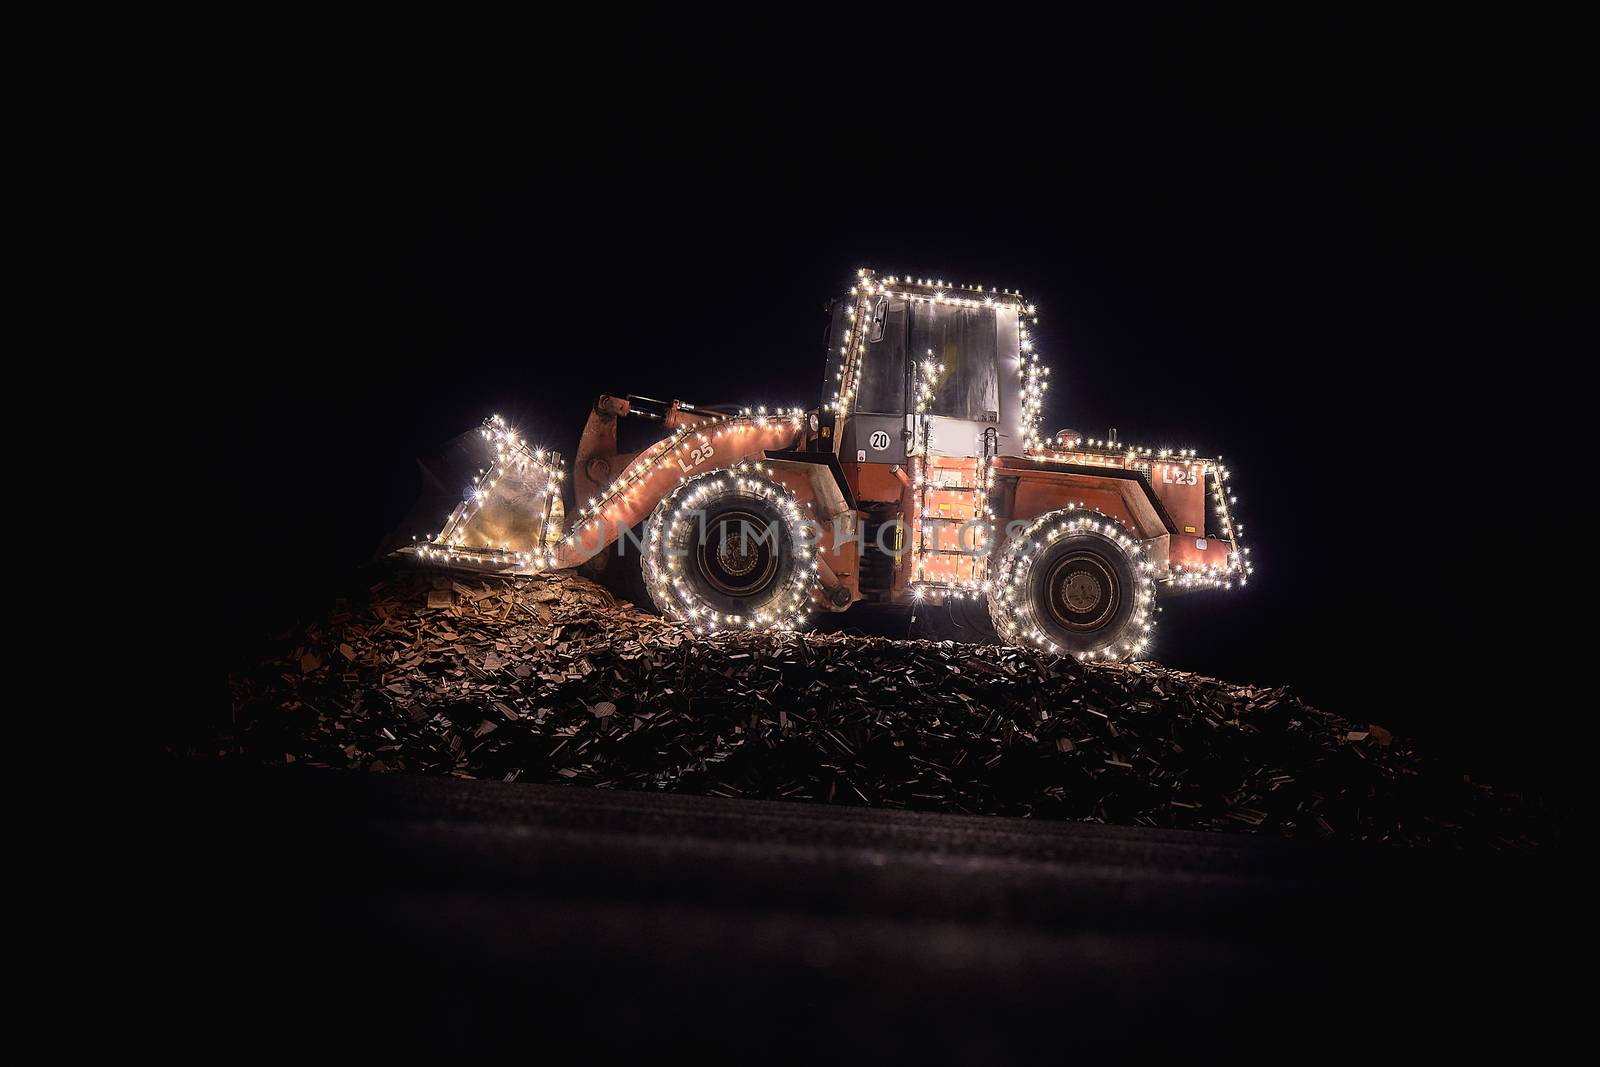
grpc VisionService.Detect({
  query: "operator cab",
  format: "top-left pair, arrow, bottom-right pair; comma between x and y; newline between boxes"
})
823,272 -> 1028,466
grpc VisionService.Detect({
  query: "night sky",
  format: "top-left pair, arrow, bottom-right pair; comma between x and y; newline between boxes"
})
218,70 -> 1582,789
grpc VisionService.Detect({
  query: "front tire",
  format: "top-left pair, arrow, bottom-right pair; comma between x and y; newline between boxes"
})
641,467 -> 817,632
988,509 -> 1155,660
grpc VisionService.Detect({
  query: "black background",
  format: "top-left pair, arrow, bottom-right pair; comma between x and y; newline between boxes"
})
211,21 -> 1585,791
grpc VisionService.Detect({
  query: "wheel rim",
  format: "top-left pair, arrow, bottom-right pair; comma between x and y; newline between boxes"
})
1043,551 -> 1120,632
696,509 -> 780,598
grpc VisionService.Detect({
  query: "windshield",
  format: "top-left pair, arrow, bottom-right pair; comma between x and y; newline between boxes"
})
855,298 -> 1000,420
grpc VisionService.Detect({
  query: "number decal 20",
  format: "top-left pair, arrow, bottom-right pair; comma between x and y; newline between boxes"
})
677,442 -> 715,472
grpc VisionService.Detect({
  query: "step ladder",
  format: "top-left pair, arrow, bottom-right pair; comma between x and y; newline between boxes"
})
911,432 -> 996,597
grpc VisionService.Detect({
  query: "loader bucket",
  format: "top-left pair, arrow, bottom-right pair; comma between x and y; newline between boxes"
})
392,416 -> 565,574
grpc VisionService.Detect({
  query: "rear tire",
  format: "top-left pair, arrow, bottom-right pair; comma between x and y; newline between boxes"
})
988,509 -> 1155,660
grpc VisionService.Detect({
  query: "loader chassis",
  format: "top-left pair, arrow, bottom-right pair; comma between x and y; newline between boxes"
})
411,270 -> 1251,661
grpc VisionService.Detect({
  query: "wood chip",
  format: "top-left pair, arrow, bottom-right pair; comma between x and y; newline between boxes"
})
216,563 -> 1548,850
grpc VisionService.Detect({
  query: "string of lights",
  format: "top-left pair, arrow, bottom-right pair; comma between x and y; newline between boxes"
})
554,409 -> 807,565
988,508 -> 1158,661
411,415 -> 565,572
909,352 -> 995,603
828,275 -> 875,414
405,269 -> 1251,652
1031,433 -> 1254,587
640,464 -> 820,634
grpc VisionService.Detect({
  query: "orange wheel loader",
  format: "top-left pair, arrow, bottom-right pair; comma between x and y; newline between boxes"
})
405,269 -> 1253,661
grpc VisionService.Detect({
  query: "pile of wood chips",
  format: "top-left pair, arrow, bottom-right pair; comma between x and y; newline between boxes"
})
217,565 -> 1545,848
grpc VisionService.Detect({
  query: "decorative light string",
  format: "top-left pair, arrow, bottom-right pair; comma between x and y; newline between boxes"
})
909,352 -> 995,602
558,409 -> 806,556
988,508 -> 1158,661
828,271 -> 877,414
1017,323 -> 1049,453
835,269 -> 1039,420
640,464 -> 820,634
409,272 -> 1252,641
859,270 -> 1032,604
1203,461 -> 1253,587
413,414 -> 565,572
1033,432 -> 1255,587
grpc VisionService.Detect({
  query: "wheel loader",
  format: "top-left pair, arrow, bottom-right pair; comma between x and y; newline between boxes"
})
406,269 -> 1252,660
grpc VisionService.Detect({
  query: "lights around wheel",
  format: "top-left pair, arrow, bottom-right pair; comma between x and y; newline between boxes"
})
641,465 -> 820,635
988,507 -> 1157,661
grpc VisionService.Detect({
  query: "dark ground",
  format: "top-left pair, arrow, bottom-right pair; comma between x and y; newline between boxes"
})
145,765 -> 1573,1059
181,561 -> 1569,1058
215,564 -> 1555,849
